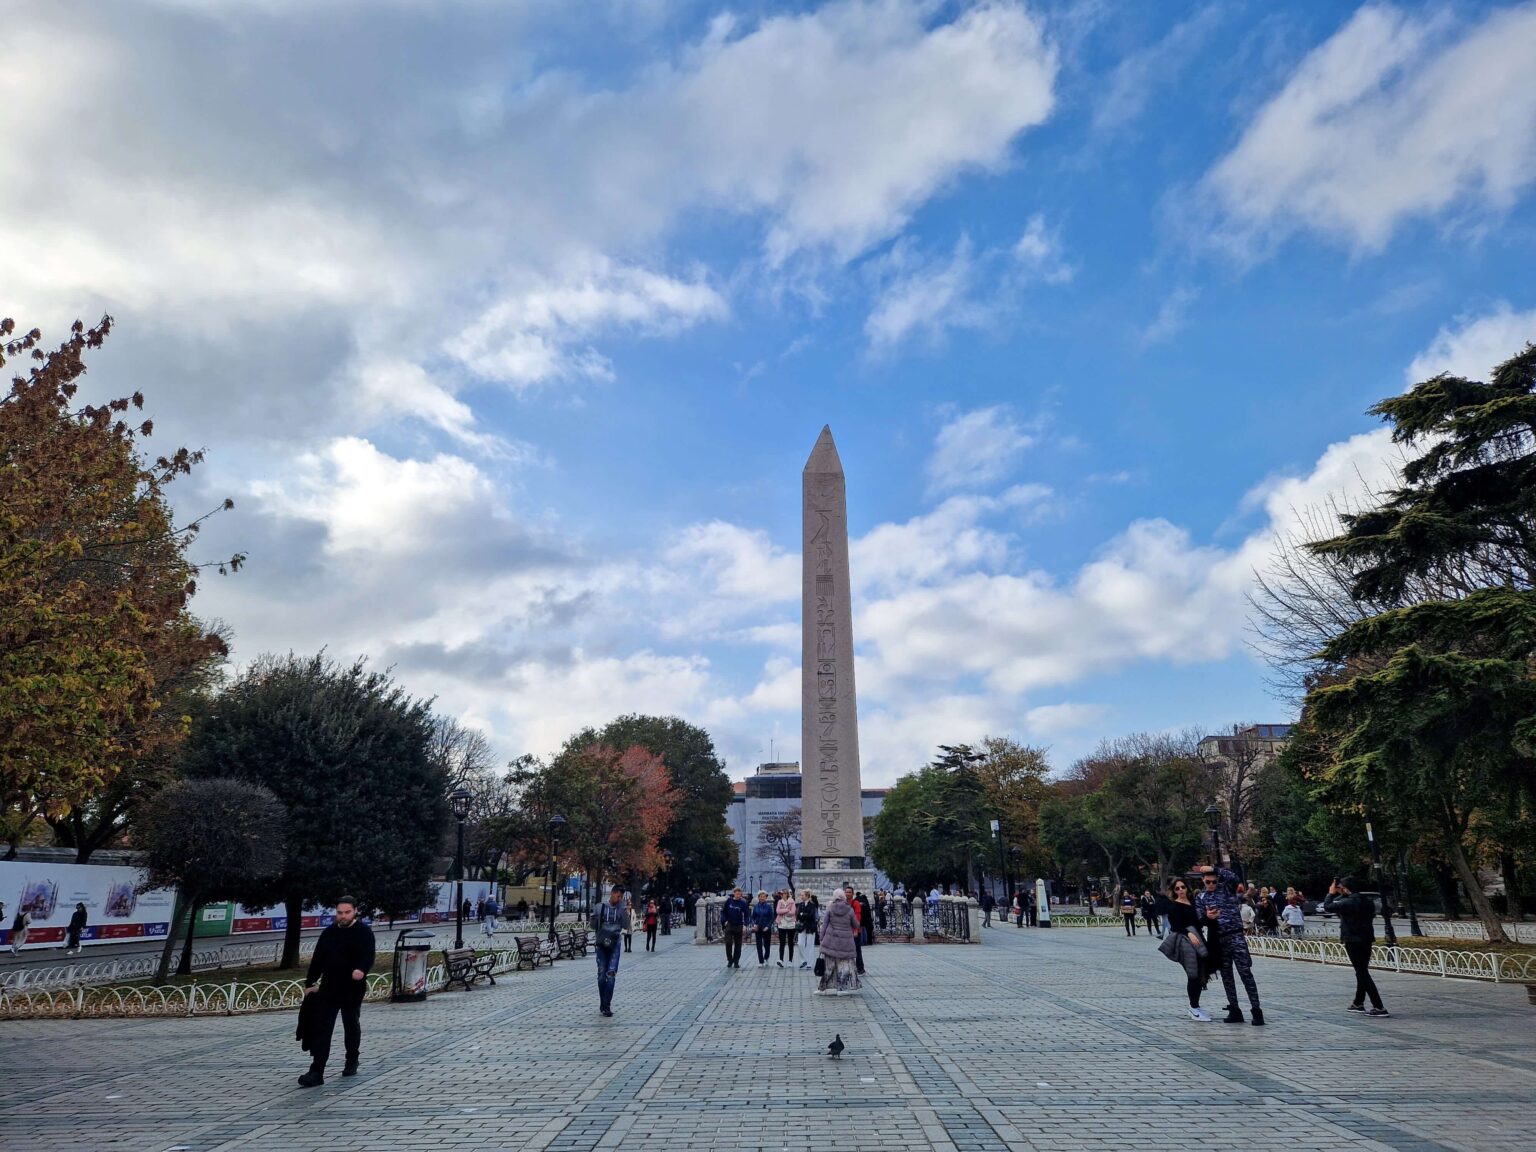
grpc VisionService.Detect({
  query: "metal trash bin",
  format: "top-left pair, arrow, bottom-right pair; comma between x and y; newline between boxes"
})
391,928 -> 434,1002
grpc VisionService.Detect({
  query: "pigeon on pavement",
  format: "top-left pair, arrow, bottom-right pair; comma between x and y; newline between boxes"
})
827,1034 -> 845,1059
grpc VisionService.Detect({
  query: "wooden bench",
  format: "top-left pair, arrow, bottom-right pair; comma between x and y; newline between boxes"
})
571,928 -> 590,956
555,929 -> 578,960
442,947 -> 497,990
514,935 -> 545,970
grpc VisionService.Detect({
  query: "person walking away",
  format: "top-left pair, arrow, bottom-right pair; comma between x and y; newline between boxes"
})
481,895 -> 499,940
980,890 -> 995,927
64,902 -> 87,955
1160,878 -> 1212,1021
1120,890 -> 1138,936
815,890 -> 861,995
856,892 -> 874,947
1195,865 -> 1263,1026
643,899 -> 660,951
796,890 -> 818,969
751,891 -> 775,966
9,907 -> 31,954
774,890 -> 797,967
591,887 -> 629,1017
615,887 -> 633,953
297,896 -> 375,1087
721,888 -> 750,969
1281,898 -> 1306,937
1140,889 -> 1159,937
844,884 -> 865,973
1255,894 -> 1279,936
1326,878 -> 1389,1017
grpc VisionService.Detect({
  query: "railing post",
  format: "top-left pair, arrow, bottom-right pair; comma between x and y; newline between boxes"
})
74,986 -> 84,1016
1438,950 -> 1446,977
228,980 -> 238,1013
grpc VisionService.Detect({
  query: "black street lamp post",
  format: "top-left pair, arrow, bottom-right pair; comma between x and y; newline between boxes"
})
449,785 -> 472,950
991,819 -> 1008,907
660,848 -> 674,936
1204,803 -> 1223,866
546,813 -> 566,943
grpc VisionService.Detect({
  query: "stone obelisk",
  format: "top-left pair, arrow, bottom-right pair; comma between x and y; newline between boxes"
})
801,427 -> 872,894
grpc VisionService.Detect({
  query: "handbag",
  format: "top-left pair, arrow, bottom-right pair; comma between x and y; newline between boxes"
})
813,957 -> 826,977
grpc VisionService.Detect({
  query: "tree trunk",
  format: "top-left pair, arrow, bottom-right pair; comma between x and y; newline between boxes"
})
153,890 -> 189,986
1445,837 -> 1509,943
1431,859 -> 1461,918
280,892 -> 304,970
1500,851 -> 1521,921
176,898 -> 201,976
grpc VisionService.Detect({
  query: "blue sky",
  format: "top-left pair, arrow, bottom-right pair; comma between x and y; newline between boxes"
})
6,1 -> 1536,784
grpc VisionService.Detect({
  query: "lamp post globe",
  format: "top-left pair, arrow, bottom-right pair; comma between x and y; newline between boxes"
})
449,785 -> 472,949
546,813 -> 566,942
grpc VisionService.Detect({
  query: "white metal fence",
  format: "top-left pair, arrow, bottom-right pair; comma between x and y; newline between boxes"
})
0,939 -> 320,993
0,944 -> 528,1020
1244,933 -> 1536,983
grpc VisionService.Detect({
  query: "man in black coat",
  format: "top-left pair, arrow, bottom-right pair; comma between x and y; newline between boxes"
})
1325,877 -> 1389,1017
298,897 -> 376,1087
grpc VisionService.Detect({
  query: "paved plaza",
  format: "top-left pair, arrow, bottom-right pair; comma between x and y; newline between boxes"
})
1,925 -> 1531,1152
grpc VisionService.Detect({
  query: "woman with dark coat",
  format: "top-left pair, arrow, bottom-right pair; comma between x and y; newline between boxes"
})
795,890 -> 818,970
814,890 -> 861,995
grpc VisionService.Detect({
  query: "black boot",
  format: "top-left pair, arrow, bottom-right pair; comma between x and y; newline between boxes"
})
1222,1005 -> 1244,1024
297,1066 -> 324,1088
342,1059 -> 359,1077
1249,1008 -> 1265,1026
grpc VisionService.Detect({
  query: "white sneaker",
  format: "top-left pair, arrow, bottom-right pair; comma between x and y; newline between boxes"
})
1188,1007 -> 1211,1021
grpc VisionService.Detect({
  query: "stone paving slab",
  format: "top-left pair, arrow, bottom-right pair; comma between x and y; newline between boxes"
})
0,924 -> 1531,1151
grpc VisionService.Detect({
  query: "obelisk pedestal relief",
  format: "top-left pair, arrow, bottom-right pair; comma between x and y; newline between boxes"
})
801,426 -> 874,898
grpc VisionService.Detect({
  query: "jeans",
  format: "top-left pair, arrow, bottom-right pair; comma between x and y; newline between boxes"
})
754,927 -> 772,963
307,990 -> 362,1071
1214,931 -> 1261,1010
645,924 -> 657,950
723,924 -> 743,966
777,928 -> 796,962
595,942 -> 621,1011
1344,939 -> 1383,1009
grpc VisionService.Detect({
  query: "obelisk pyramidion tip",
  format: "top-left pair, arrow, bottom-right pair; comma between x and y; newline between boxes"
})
804,425 -> 843,474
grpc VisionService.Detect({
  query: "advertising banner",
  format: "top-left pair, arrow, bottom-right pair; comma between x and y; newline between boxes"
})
421,880 -> 491,923
0,861 -> 176,950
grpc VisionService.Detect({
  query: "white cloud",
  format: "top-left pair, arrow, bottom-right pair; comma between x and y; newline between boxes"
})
453,258 -> 728,388
1139,286 -> 1199,347
1091,7 -> 1224,136
864,237 -> 989,351
1023,702 -> 1108,739
251,437 -> 496,557
673,1 -> 1059,263
1407,302 -> 1536,383
1011,214 -> 1074,284
0,0 -> 1060,451
1204,2 -> 1536,253
925,406 -> 1038,493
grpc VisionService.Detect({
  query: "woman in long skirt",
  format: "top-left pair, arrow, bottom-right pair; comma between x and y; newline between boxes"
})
815,890 -> 861,995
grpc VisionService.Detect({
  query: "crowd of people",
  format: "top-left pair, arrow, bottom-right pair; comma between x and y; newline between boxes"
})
1116,878 -> 1331,940
718,883 -> 876,994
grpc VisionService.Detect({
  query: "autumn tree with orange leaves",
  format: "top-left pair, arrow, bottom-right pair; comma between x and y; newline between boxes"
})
0,317 -> 239,856
502,742 -> 680,897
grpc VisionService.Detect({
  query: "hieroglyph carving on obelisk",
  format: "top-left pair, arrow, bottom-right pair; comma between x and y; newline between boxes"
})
801,426 -> 866,869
